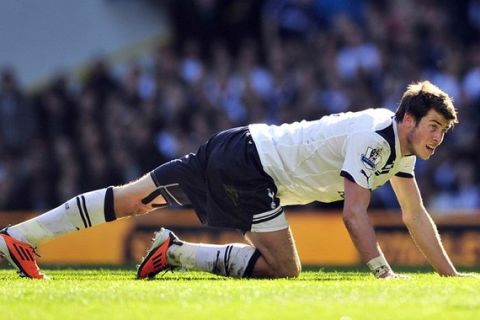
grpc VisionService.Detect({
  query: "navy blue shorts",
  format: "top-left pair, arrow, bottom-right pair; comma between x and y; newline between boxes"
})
150,127 -> 282,232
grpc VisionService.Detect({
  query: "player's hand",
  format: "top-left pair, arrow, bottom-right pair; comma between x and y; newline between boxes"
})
379,270 -> 411,279
453,272 -> 479,278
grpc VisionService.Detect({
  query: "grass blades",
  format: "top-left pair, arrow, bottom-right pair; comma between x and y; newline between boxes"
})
0,267 -> 479,320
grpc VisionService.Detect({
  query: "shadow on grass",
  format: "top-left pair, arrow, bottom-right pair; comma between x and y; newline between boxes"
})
2,264 -> 478,281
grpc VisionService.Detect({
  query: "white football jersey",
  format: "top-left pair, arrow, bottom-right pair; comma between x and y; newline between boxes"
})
249,108 -> 416,205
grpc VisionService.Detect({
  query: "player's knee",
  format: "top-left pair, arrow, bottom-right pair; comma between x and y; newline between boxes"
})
271,260 -> 301,278
286,260 -> 302,278
272,267 -> 300,279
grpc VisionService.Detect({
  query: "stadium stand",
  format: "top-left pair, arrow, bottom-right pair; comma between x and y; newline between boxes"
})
0,0 -> 479,213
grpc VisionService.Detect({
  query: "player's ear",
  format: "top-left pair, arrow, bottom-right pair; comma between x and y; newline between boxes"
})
403,112 -> 416,128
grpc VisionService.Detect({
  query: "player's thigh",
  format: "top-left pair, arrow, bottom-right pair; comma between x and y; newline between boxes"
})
245,227 -> 301,278
113,173 -> 164,217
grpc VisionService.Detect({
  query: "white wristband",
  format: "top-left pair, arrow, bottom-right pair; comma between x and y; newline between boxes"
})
367,256 -> 392,278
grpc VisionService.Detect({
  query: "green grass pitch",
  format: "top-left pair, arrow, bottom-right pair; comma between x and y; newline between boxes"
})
0,266 -> 479,320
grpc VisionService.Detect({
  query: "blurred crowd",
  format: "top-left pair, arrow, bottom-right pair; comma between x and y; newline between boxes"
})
1,0 -> 479,212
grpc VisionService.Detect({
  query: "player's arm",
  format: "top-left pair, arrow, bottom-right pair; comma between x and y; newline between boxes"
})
343,177 -> 402,278
390,175 -> 458,276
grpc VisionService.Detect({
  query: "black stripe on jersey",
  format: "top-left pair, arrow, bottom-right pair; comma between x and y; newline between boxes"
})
375,122 -> 396,169
340,170 -> 356,183
395,172 -> 414,178
341,170 -> 374,190
76,197 -> 88,228
81,195 -> 92,227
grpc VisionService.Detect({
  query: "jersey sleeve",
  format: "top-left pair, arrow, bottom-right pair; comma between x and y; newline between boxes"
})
340,132 -> 391,190
394,156 -> 416,178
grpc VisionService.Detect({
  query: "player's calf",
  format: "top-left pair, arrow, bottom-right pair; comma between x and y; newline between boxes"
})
113,174 -> 168,218
252,255 -> 301,278
138,228 -> 262,279
5,187 -> 116,246
169,241 -> 261,278
245,227 -> 302,278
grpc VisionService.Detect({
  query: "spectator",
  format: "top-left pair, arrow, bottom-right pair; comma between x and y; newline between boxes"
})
0,0 -> 479,212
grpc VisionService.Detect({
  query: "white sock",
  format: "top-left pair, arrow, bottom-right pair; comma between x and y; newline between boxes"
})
167,241 -> 260,278
7,187 -> 116,246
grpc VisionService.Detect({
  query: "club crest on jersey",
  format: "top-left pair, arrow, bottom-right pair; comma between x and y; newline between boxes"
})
361,147 -> 382,170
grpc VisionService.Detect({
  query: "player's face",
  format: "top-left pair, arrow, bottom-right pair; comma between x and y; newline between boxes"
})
405,109 -> 450,160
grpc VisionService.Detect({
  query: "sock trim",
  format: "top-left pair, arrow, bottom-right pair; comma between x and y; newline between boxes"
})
104,187 -> 117,222
76,196 -> 90,228
81,195 -> 92,227
243,249 -> 261,278
224,245 -> 233,276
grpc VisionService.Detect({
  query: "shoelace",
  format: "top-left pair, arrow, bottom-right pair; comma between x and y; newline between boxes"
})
32,246 -> 41,258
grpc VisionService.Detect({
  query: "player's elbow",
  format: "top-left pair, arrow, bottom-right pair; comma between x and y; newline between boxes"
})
342,210 -> 354,223
402,214 -> 414,227
401,210 -> 422,227
342,205 -> 364,224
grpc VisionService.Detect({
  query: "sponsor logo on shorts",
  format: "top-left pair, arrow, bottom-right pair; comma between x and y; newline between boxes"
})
224,185 -> 239,207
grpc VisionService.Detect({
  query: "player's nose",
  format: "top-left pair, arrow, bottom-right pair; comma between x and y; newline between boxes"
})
432,131 -> 444,145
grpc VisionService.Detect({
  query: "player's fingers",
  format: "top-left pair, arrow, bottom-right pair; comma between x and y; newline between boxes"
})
456,272 -> 479,278
382,273 -> 411,280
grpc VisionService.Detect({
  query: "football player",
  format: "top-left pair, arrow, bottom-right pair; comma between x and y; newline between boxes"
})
0,81 -> 468,279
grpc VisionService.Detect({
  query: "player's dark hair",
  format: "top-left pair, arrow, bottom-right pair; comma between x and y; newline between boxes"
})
394,81 -> 458,127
